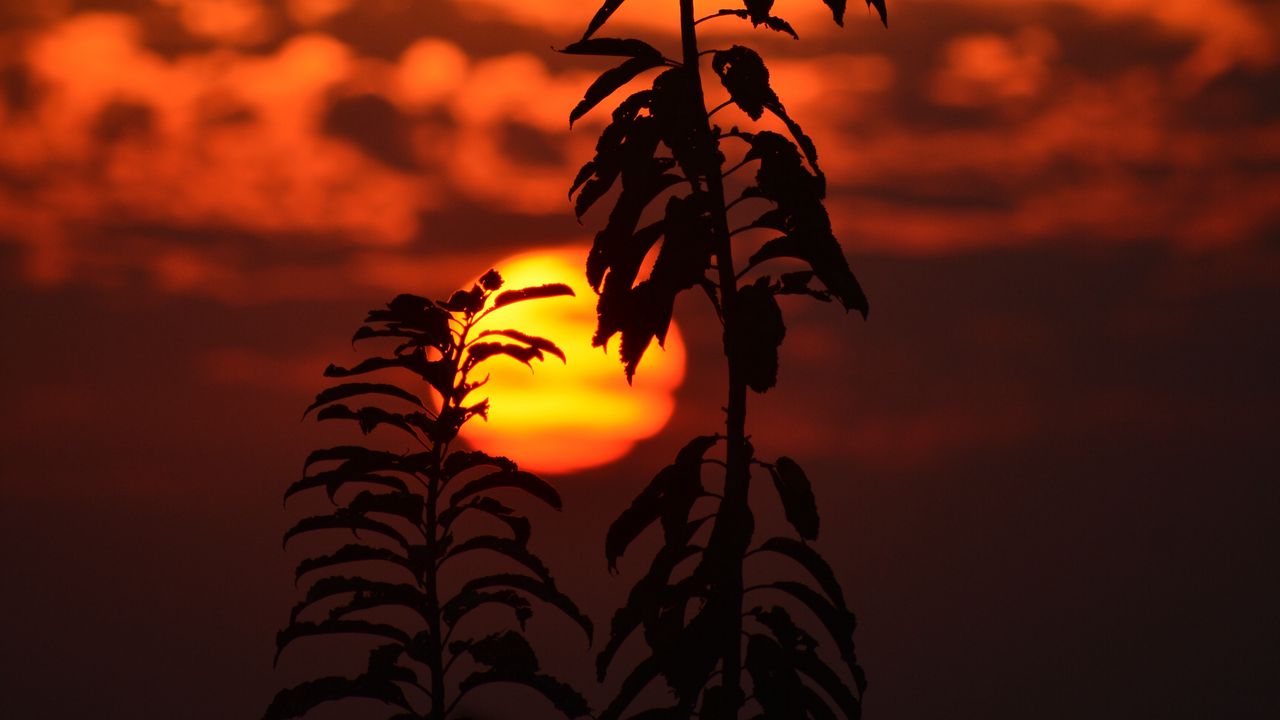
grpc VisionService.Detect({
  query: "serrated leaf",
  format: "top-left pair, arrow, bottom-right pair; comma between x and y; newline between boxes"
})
457,574 -> 592,642
465,341 -> 544,369
457,665 -> 591,718
766,457 -> 819,539
823,0 -> 848,25
262,673 -> 411,719
274,619 -> 411,664
755,580 -> 859,675
493,282 -> 575,308
476,329 -> 567,363
570,56 -> 666,126
441,588 -> 533,629
441,535 -> 553,584
303,383 -> 426,417
725,278 -> 786,393
294,544 -> 415,586
442,450 -> 517,480
283,511 -> 411,552
449,469 -> 563,510
292,576 -> 430,625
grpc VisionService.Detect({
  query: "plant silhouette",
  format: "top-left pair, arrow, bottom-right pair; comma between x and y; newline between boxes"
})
266,270 -> 593,720
565,1 -> 886,718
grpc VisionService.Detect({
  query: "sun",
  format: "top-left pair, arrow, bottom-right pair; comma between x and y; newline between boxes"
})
460,245 -> 686,475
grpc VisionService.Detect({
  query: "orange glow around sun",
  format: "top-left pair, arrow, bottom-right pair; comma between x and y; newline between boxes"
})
459,246 -> 686,475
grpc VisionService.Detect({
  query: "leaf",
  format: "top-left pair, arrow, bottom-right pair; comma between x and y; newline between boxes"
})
303,383 -> 426,417
476,329 -> 567,363
449,469 -> 563,510
823,0 -> 847,25
570,55 -> 666,126
493,282 -> 575,308
441,588 -> 534,629
262,673 -> 411,719
465,342 -> 544,369
457,574 -> 593,642
442,450 -> 517,480
457,666 -> 591,718
455,629 -> 541,673
790,643 -> 864,718
597,655 -> 663,720
478,268 -> 503,290
441,535 -> 554,584
314,404 -> 419,439
294,544 -> 415,586
597,542 -> 703,679
745,0 -> 775,23
712,45 -> 778,121
274,619 -> 410,664
438,285 -> 486,314
283,511 -> 411,552
725,277 -> 786,393
755,537 -> 845,607
766,457 -> 819,540
745,633 -> 808,719
605,435 -> 717,570
866,0 -> 887,27
346,490 -> 425,527
292,576 -> 430,625
324,348 -> 452,395
561,37 -> 663,60
755,580 -> 859,675
285,469 -> 409,506
439,496 -> 532,546
750,232 -> 868,316
582,0 -> 627,40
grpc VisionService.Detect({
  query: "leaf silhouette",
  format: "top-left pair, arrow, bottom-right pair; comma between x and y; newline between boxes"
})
262,673 -> 411,720
605,435 -> 718,570
275,619 -> 411,664
442,450 -> 517,480
441,588 -> 534,629
582,0 -> 628,40
295,544 -> 415,586
303,383 -> 426,417
570,56 -> 666,127
449,469 -> 564,510
283,511 -> 412,552
476,329 -> 567,362
441,535 -> 554,584
272,275 -> 588,719
755,536 -> 846,608
754,580 -> 859,675
493,282 -> 575,308
725,278 -> 786,393
766,457 -> 819,539
561,37 -> 664,60
457,574 -> 593,642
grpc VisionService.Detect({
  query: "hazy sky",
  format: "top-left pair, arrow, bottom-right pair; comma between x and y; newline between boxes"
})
1,1 -> 1277,718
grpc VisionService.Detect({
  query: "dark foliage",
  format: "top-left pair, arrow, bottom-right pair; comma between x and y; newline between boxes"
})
267,272 -> 590,720
565,1 -> 885,718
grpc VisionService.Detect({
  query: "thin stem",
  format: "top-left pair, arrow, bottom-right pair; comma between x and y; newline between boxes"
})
679,2 -> 749,718
707,100 -> 732,117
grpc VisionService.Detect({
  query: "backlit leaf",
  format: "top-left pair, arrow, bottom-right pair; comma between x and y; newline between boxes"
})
570,55 -> 666,126
766,457 -> 819,540
493,282 -> 575,308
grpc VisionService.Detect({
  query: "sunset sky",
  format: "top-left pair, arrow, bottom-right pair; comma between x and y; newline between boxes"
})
1,0 -> 1277,718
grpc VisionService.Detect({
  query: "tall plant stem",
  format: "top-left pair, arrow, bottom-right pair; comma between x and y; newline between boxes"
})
678,1 -> 749,717
424,350 -> 459,720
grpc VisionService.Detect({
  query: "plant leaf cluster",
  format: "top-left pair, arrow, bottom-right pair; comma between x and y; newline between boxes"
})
266,271 -> 591,720
565,1 -> 884,717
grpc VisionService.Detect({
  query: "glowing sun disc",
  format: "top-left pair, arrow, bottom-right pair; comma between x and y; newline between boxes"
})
460,245 -> 686,475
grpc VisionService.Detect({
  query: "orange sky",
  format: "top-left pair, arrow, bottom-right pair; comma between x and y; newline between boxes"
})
1,3 -> 1278,719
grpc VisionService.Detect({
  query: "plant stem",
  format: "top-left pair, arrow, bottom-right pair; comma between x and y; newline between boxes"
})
679,2 -> 749,717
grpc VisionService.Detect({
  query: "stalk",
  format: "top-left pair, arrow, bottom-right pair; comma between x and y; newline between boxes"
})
678,2 -> 749,716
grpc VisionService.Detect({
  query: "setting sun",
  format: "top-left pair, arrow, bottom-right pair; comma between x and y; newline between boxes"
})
460,245 -> 686,475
